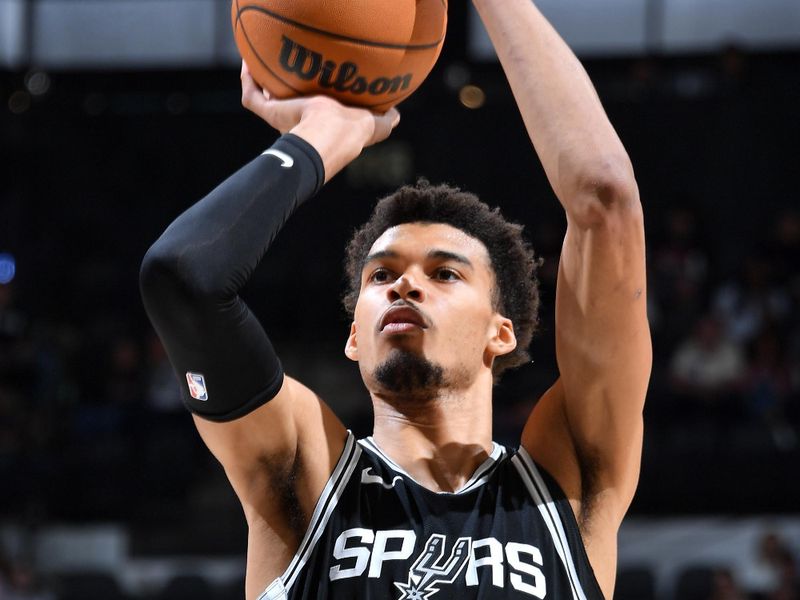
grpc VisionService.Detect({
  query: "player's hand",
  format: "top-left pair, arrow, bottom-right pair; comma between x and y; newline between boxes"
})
240,60 -> 400,182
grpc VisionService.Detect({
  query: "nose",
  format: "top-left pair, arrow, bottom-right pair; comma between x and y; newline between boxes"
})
387,272 -> 425,303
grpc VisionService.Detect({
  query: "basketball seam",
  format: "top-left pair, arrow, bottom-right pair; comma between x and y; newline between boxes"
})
237,5 -> 444,51
236,0 -> 306,96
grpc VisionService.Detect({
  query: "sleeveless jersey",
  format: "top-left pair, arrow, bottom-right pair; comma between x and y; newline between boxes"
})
259,432 -> 604,600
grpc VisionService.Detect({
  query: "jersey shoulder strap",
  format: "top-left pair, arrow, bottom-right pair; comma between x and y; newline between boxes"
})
510,446 -> 604,600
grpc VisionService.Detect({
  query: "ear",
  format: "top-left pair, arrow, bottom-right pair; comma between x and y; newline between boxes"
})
487,315 -> 517,358
344,321 -> 359,362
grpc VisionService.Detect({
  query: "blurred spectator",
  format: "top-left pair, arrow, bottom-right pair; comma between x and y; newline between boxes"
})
766,210 -> 800,417
670,315 -> 745,412
0,550 -> 12,596
627,56 -> 662,101
765,210 -> 800,288
3,564 -> 56,600
713,255 -> 791,347
104,335 -> 145,410
716,43 -> 751,95
650,206 -> 710,353
741,331 -> 797,450
71,330 -> 144,440
748,533 -> 800,600
0,552 -> 55,600
709,568 -> 749,600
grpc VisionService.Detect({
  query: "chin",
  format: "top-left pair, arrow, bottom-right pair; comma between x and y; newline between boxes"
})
371,348 -> 445,399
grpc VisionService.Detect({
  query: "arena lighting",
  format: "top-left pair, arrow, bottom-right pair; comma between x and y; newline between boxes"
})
0,253 -> 16,284
7,90 -> 30,114
459,84 -> 486,109
24,71 -> 51,96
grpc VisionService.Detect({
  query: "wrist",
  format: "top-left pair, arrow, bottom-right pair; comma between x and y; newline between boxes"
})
270,134 -> 325,197
290,117 -> 366,184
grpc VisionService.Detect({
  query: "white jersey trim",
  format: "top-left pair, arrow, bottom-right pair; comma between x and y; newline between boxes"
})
512,447 -> 588,600
358,436 -> 505,495
260,578 -> 286,600
257,431 -> 362,600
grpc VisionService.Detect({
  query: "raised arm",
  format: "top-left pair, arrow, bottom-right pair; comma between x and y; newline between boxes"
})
473,1 -> 651,595
139,64 -> 398,597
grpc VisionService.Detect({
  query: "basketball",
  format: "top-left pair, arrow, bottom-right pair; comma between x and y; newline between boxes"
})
231,0 -> 447,112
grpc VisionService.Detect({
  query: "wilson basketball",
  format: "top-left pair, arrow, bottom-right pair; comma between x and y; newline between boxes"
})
231,0 -> 447,112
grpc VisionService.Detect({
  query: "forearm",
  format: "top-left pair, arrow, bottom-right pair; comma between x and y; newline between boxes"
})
139,134 -> 324,420
473,0 -> 634,207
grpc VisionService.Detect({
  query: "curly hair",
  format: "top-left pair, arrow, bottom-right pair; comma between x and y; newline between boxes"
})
343,180 -> 541,379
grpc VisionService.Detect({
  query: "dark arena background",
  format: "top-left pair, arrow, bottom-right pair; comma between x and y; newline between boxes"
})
1,1 -> 799,599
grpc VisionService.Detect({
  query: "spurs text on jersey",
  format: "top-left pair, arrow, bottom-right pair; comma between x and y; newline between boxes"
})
329,528 -> 548,599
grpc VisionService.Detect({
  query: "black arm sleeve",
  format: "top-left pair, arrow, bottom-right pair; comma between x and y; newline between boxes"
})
139,134 -> 325,421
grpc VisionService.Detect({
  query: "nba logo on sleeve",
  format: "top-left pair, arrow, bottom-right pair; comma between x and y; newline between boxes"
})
186,372 -> 209,401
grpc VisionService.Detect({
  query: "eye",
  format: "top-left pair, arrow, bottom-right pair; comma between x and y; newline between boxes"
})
433,267 -> 460,282
368,268 -> 394,284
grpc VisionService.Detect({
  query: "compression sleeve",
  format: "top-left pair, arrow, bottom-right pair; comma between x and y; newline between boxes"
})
139,134 -> 325,421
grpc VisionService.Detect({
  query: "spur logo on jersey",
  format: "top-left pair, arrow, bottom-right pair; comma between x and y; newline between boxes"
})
329,528 -> 547,598
278,36 -> 414,97
394,534 -> 471,599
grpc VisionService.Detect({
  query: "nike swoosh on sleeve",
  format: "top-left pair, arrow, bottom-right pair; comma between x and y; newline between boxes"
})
261,148 -> 294,168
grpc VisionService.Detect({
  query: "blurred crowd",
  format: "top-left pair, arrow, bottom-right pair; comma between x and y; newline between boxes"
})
0,553 -> 54,600
650,206 -> 800,450
0,271 -> 211,525
701,533 -> 799,600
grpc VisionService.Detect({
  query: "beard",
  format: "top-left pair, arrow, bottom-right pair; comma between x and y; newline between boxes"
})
372,349 -> 446,403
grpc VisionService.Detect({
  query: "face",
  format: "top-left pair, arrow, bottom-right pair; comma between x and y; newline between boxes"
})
344,222 -> 516,399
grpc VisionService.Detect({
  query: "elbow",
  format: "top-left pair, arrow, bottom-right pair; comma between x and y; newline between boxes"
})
139,243 -> 182,307
139,241 -> 204,312
140,232 -> 236,316
566,156 -> 642,230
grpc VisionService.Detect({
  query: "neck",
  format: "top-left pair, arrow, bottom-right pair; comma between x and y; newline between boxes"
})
369,377 -> 494,493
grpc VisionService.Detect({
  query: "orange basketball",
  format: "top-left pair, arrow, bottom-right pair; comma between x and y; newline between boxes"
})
231,0 -> 447,112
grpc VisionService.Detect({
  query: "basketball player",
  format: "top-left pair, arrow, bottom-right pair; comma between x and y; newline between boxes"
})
140,1 -> 650,599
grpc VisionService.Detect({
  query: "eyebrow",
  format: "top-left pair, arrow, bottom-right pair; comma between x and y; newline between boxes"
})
427,250 -> 474,268
363,249 -> 474,269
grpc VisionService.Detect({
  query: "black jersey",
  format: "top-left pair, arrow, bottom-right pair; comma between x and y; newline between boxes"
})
258,432 -> 604,600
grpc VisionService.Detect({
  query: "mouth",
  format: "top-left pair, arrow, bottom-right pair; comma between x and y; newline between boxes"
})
379,305 -> 429,334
